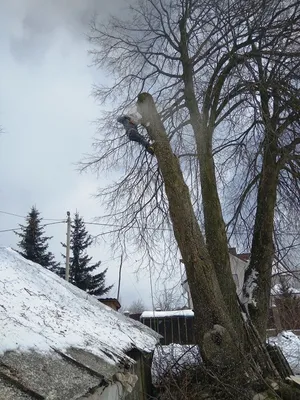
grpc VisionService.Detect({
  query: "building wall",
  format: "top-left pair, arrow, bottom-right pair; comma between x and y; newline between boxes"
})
182,254 -> 248,309
229,253 -> 247,297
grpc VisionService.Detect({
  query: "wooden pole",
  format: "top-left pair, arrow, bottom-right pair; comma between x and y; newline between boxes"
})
65,211 -> 71,282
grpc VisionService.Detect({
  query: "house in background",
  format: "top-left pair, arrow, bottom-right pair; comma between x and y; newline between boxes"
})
182,247 -> 250,309
180,247 -> 300,333
0,247 -> 161,400
271,257 -> 300,291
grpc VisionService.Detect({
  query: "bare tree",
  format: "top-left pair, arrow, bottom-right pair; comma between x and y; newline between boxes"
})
85,0 -> 300,340
83,0 -> 300,395
136,92 -> 284,395
128,298 -> 146,314
218,2 -> 300,335
155,286 -> 182,311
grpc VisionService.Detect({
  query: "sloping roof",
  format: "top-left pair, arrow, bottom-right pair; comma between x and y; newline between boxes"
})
0,349 -> 106,399
97,297 -> 121,310
236,253 -> 251,262
0,247 -> 160,397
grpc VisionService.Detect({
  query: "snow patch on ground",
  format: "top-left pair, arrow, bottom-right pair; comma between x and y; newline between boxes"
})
0,247 -> 160,366
151,344 -> 201,385
268,331 -> 300,374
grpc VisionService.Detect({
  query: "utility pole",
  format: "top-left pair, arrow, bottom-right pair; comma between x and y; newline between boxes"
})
65,211 -> 71,282
117,254 -> 123,302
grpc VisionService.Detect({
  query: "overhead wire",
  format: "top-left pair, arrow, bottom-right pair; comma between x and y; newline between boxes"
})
0,210 -> 64,221
1,209 -> 300,236
0,221 -> 66,234
0,227 -> 22,233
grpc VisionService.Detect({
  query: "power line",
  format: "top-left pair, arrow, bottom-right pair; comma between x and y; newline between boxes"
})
1,209 -> 300,236
0,227 -> 22,233
0,210 -> 65,221
0,221 -> 65,234
0,211 -> 27,219
43,221 -> 66,226
84,221 -> 300,235
85,221 -> 172,231
0,210 -> 171,232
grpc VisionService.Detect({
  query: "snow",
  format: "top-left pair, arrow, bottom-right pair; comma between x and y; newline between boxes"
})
268,331 -> 300,374
141,310 -> 194,319
0,247 -> 160,368
151,343 -> 201,385
242,268 -> 258,311
271,284 -> 300,296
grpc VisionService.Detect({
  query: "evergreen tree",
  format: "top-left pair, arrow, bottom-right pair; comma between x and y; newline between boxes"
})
15,206 -> 60,271
62,212 -> 113,296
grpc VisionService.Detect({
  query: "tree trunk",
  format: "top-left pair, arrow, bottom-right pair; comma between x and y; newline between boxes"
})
136,93 -> 291,398
243,137 -> 279,339
243,72 -> 280,339
137,92 -> 244,361
178,15 -> 242,335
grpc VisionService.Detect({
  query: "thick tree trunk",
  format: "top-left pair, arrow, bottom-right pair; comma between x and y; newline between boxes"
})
178,16 -> 242,334
186,91 -> 243,334
244,137 -> 279,339
243,75 -> 281,339
136,94 -> 292,398
137,93 -> 244,360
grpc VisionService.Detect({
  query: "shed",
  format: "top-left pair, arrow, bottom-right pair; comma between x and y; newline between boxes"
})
97,297 -> 121,311
0,247 -> 161,399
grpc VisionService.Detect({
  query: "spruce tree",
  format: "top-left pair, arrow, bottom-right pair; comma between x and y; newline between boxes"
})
62,212 -> 113,296
15,206 -> 60,271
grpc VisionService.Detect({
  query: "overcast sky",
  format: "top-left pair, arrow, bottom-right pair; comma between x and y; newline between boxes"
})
0,0 -> 184,310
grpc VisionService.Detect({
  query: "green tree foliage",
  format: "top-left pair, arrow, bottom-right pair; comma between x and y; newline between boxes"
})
62,212 -> 113,296
15,206 -> 59,271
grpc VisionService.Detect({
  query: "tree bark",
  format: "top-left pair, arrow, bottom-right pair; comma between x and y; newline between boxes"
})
244,136 -> 280,339
178,16 -> 242,335
136,93 -> 289,397
137,92 -> 244,360
243,67 -> 281,339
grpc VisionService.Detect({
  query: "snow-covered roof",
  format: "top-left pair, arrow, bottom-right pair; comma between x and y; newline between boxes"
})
141,310 -> 194,319
0,247 -> 160,374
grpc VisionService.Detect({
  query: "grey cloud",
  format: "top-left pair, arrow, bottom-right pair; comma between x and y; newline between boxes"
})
0,0 -> 163,309
8,0 -> 123,62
